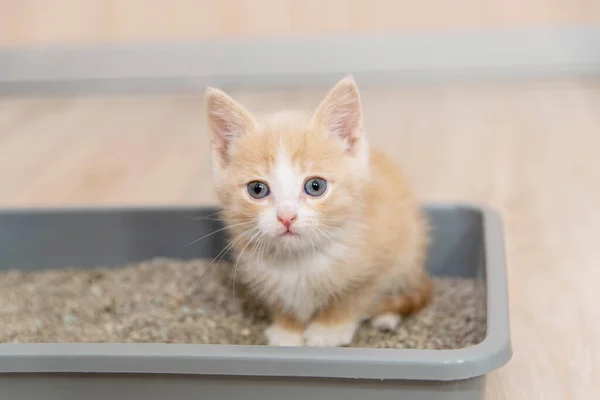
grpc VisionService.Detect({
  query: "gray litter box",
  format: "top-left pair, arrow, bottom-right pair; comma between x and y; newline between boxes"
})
0,203 -> 511,400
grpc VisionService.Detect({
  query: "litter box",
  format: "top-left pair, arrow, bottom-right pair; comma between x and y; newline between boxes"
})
0,203 -> 511,400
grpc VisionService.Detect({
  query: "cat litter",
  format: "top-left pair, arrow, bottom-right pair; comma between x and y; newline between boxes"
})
0,258 -> 486,348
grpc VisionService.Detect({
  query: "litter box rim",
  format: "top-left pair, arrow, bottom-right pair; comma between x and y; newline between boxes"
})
0,203 -> 511,382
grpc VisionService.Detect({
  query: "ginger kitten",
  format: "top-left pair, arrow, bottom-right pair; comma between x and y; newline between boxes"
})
206,76 -> 432,347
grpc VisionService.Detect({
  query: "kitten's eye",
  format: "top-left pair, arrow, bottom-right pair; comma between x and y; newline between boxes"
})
247,181 -> 270,199
304,178 -> 327,197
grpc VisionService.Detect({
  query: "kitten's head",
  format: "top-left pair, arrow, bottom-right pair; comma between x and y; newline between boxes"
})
206,76 -> 370,256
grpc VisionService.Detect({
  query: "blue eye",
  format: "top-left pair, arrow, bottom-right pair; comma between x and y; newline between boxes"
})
304,178 -> 327,197
247,181 -> 270,199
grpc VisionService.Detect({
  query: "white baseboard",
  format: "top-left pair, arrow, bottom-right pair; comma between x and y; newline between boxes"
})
0,26 -> 599,94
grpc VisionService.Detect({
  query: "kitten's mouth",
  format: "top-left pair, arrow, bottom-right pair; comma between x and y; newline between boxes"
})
280,230 -> 299,238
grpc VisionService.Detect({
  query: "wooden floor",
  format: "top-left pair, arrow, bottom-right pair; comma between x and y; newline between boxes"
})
1,0 -> 600,46
1,79 -> 600,399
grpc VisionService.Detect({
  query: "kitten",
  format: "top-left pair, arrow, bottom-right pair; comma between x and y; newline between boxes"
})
206,76 -> 432,347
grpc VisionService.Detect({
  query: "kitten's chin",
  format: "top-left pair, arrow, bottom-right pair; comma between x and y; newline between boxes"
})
270,229 -> 331,256
276,232 -> 302,246
269,232 -> 309,253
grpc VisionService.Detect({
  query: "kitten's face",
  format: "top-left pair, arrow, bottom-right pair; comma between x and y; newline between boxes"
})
206,77 -> 369,256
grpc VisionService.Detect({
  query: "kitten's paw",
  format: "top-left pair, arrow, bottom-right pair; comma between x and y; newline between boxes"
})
371,313 -> 402,332
303,322 -> 357,347
265,324 -> 304,346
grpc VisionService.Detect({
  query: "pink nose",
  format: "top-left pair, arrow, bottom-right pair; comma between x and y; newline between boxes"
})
277,213 -> 297,229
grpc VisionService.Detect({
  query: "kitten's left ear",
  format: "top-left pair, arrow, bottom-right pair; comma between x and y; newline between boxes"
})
312,75 -> 364,154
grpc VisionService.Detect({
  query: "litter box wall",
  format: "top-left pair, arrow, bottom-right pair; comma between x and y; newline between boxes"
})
0,204 -> 511,400
0,374 -> 486,400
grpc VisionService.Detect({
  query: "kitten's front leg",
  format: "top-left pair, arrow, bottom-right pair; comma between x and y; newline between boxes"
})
265,312 -> 304,347
303,300 -> 360,347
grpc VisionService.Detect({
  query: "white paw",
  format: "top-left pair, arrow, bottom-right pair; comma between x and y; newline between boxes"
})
265,324 -> 304,346
303,322 -> 357,347
371,313 -> 402,332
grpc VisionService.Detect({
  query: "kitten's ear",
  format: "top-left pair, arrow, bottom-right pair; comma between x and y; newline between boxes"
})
206,87 -> 255,168
312,76 -> 364,154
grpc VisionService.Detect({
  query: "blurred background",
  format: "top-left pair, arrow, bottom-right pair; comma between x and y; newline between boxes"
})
0,0 -> 599,45
0,2 -> 599,399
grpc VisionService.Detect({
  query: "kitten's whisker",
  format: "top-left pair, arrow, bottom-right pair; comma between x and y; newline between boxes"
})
184,210 -> 224,220
187,227 -> 258,290
182,221 -> 254,248
231,230 -> 262,297
247,232 -> 265,268
260,235 -> 271,264
188,217 -> 249,222
314,228 -> 334,251
211,226 -> 258,265
255,234 -> 271,283
230,230 -> 261,293
316,219 -> 353,225
314,213 -> 361,223
308,230 -> 318,256
318,220 -> 365,233
258,234 -> 270,263
201,210 -> 225,218
315,226 -> 334,238
321,229 -> 334,246
311,230 -> 325,252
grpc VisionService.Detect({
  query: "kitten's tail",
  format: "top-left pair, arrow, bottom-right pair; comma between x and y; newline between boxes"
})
377,273 -> 434,316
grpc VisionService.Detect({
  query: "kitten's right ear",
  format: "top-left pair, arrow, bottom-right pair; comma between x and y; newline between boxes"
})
206,87 -> 255,168
311,76 -> 364,155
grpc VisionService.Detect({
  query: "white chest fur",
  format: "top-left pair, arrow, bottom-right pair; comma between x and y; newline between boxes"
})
243,242 -> 347,323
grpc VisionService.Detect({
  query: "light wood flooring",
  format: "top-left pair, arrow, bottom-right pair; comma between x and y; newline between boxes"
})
1,0 -> 599,46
